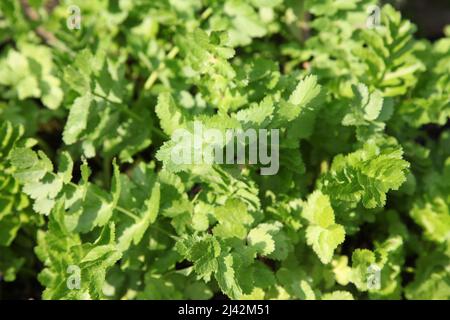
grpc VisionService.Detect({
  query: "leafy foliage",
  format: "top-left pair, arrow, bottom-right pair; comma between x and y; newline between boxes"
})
0,0 -> 449,300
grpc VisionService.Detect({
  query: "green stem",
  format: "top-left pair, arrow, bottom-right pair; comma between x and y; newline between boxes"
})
200,7 -> 213,21
144,71 -> 159,91
67,181 -> 179,239
115,206 -> 141,221
92,92 -> 143,122
68,181 -> 140,221
151,224 -> 180,240
167,46 -> 180,60
144,47 -> 179,90
151,126 -> 168,139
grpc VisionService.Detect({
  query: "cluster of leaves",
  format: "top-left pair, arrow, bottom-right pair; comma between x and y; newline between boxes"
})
0,0 -> 449,300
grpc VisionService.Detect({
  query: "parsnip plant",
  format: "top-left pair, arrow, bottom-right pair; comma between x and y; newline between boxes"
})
0,0 -> 449,300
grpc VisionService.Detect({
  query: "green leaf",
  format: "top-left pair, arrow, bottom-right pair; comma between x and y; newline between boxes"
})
322,291 -> 354,300
175,235 -> 221,281
216,253 -> 242,299
322,138 -> 410,208
247,221 -> 291,260
213,198 -> 253,239
63,93 -> 93,145
155,93 -> 188,136
117,182 -> 160,252
277,75 -> 322,123
349,249 -> 377,291
303,191 -> 345,264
